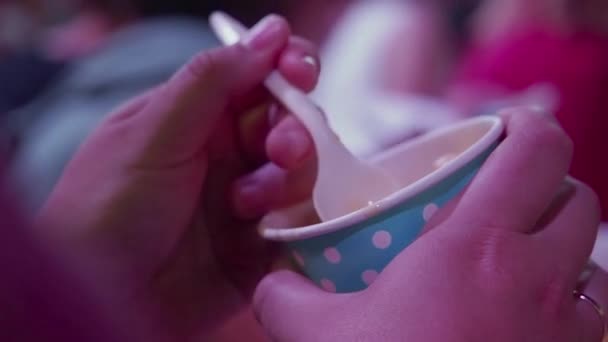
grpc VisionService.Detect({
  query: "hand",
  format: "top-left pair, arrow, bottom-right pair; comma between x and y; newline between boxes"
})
37,15 -> 317,340
253,109 -> 608,342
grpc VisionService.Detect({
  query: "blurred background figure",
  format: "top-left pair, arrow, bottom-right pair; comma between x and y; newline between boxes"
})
448,0 -> 608,221
0,0 -> 47,55
0,0 -> 68,117
281,0 -> 352,46
2,0 -> 280,213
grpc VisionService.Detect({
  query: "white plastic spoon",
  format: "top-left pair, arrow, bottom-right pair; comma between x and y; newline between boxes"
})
209,11 -> 399,221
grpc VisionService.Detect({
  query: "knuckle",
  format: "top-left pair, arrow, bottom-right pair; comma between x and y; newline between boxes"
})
184,45 -> 243,81
473,228 -> 511,273
186,50 -> 220,79
464,227 -> 524,292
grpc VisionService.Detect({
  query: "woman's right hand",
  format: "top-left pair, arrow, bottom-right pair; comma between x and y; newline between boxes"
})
250,109 -> 606,342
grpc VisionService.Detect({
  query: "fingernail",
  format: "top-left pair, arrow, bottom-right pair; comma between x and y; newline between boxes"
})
525,105 -> 561,126
242,15 -> 283,50
527,105 -> 548,115
302,55 -> 317,68
284,130 -> 311,163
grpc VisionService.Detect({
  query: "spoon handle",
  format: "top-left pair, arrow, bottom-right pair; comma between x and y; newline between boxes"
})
264,73 -> 344,150
209,11 -> 346,158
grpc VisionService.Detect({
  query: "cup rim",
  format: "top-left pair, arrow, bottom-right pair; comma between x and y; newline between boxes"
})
260,116 -> 504,242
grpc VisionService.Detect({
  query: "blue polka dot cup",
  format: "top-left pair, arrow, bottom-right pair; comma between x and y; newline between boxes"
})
259,116 -> 504,293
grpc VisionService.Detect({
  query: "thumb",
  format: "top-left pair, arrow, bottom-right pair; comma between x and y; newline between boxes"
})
126,15 -> 290,167
254,270 -> 338,341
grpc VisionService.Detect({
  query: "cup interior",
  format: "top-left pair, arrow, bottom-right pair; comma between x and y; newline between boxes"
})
260,116 -> 503,241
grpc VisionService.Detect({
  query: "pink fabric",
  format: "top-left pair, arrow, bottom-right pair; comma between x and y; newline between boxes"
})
456,28 -> 608,219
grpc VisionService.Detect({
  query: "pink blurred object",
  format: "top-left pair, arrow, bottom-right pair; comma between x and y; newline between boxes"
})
0,169 -> 140,341
454,27 -> 608,219
208,307 -> 267,342
43,11 -> 115,61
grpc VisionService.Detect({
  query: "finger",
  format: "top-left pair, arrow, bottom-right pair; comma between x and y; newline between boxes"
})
238,101 -> 274,164
278,36 -> 320,93
127,15 -> 291,167
237,36 -> 319,164
576,266 -> 608,342
232,161 -> 315,219
451,108 -> 573,232
253,270 -> 340,341
238,101 -> 311,167
229,35 -> 320,111
237,104 -> 315,174
266,114 -> 314,170
536,180 -> 601,285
